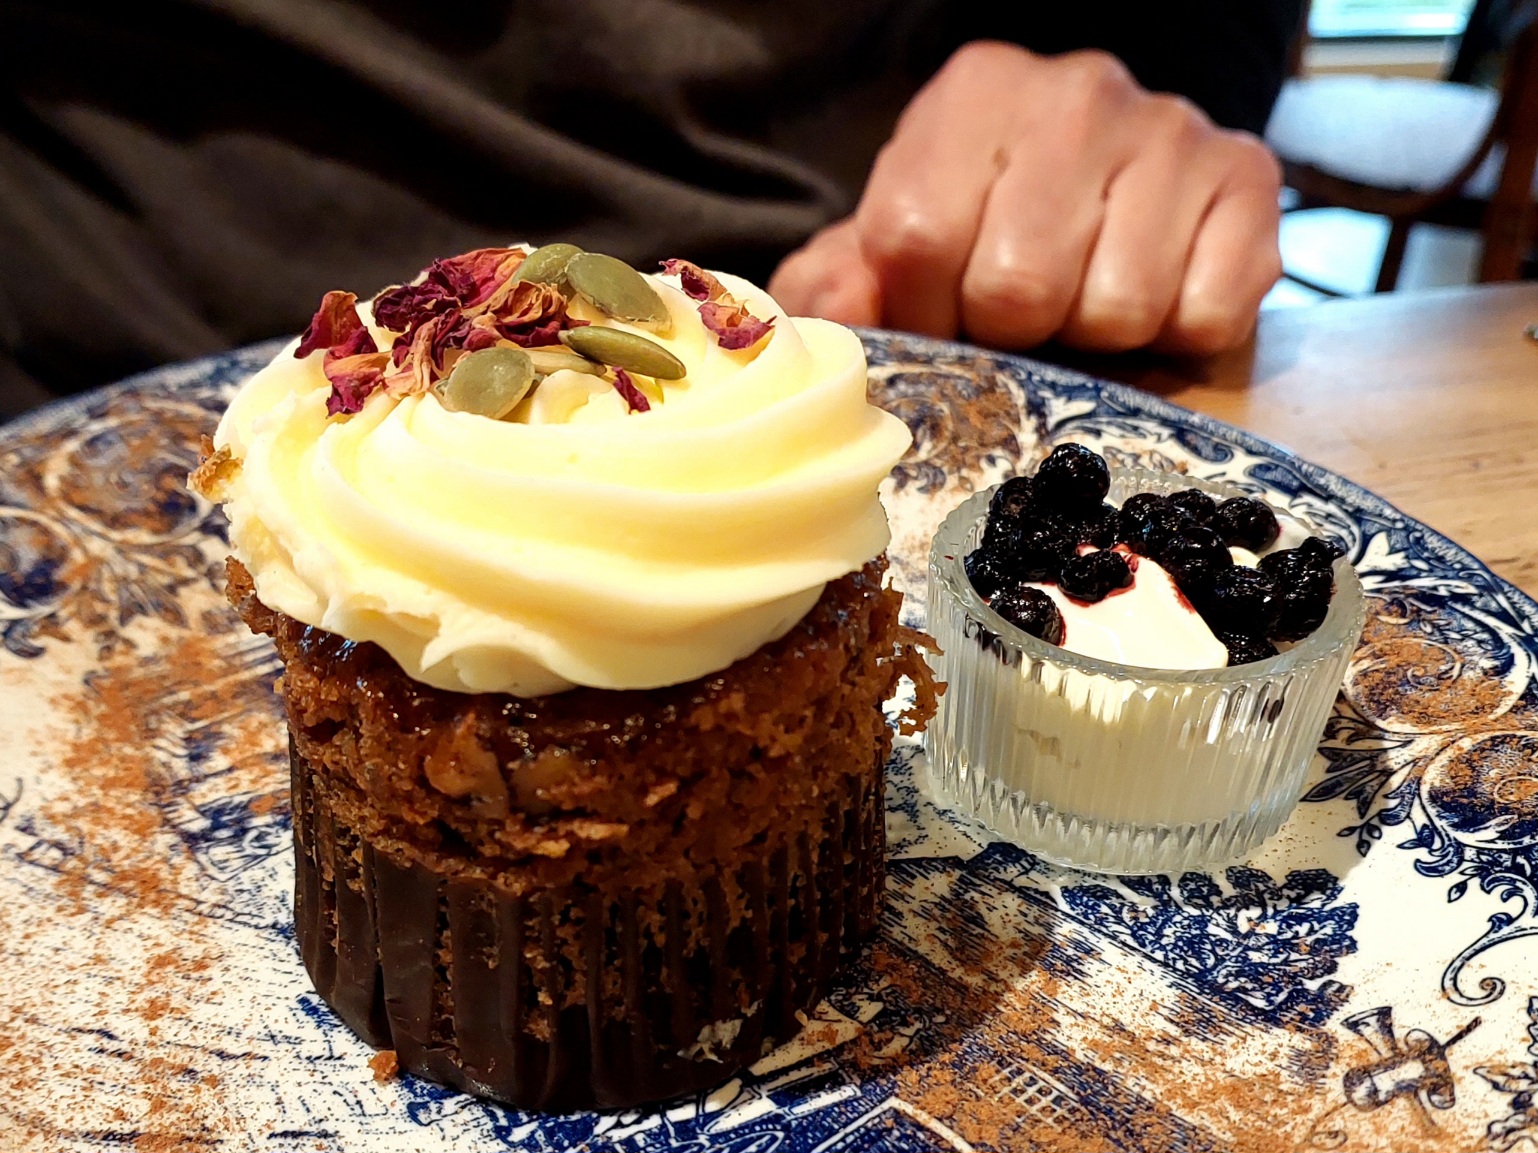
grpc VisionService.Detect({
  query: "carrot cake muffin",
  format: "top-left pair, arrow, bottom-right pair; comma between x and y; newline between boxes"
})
193,246 -> 935,1110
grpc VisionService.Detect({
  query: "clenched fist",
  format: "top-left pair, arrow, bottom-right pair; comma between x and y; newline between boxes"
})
769,42 -> 1283,355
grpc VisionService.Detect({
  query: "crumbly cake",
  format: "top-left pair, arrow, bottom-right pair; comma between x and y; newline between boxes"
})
230,558 -> 935,1109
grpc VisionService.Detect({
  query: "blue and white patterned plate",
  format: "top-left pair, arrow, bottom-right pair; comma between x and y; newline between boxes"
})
3,333 -> 1537,1152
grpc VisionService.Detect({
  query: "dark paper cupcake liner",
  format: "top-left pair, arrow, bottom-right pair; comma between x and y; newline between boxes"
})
290,739 -> 885,1111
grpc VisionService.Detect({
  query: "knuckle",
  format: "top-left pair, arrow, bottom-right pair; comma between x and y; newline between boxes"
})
1083,290 -> 1167,349
969,265 -> 1061,315
1041,51 -> 1137,140
1145,92 -> 1210,142
1222,131 -> 1284,186
1070,270 -> 1170,349
1177,306 -> 1251,355
1057,50 -> 1135,101
940,40 -> 1029,87
857,197 -> 962,274
962,265 -> 1069,343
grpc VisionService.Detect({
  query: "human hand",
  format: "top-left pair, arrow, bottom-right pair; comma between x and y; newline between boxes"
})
768,42 -> 1283,355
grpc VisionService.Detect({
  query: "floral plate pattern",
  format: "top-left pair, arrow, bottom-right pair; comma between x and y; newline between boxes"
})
1,333 -> 1536,1152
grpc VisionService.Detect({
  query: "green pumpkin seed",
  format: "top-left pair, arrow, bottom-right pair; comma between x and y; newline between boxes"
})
511,242 -> 583,286
559,326 -> 686,380
434,347 -> 535,418
525,347 -> 605,378
565,253 -> 671,333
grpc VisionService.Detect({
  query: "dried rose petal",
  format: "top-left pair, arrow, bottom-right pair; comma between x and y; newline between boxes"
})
372,266 -> 463,335
496,280 -> 569,329
429,256 -> 478,302
324,348 -> 387,378
297,291 -> 367,358
318,247 -> 576,418
441,247 -> 526,308
461,315 -> 503,353
326,377 -> 377,416
330,322 -> 378,359
370,247 -> 525,334
380,306 -> 524,402
480,259 -> 564,320
396,309 -> 491,376
503,318 -> 573,347
379,363 -> 415,397
659,259 -> 726,302
698,301 -> 774,350
611,367 -> 651,413
323,350 -> 389,416
428,310 -> 471,370
375,319 -> 441,399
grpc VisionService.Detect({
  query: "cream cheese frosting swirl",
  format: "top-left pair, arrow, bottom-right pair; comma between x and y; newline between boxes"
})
212,270 -> 912,695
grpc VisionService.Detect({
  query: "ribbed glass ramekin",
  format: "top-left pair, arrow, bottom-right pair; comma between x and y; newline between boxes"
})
924,469 -> 1366,874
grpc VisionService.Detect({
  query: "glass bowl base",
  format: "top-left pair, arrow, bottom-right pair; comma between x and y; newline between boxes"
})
923,736 -> 1297,874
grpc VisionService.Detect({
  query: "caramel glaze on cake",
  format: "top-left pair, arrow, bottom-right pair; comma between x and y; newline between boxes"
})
229,557 -> 936,1111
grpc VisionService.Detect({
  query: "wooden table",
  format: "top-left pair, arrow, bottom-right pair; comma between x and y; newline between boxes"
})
1056,283 -> 1538,598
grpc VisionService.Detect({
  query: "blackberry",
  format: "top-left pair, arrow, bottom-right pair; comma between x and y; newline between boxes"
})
1272,565 -> 1334,640
1296,535 -> 1347,568
1166,488 -> 1218,525
1257,547 -> 1309,582
1070,504 -> 1119,547
1014,504 -> 1069,536
1217,631 -> 1279,666
1213,496 -> 1280,552
1034,443 -> 1110,512
964,548 -> 1007,598
988,475 -> 1037,527
991,586 -> 1065,645
1259,541 -> 1340,583
1123,503 -> 1188,557
1013,525 -> 1075,582
1159,523 -> 1232,595
980,514 -> 1019,561
1115,492 -> 1166,547
1058,550 -> 1133,603
1200,566 -> 1282,636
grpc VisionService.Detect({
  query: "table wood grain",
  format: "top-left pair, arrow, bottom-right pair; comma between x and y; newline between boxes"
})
1052,283 -> 1538,598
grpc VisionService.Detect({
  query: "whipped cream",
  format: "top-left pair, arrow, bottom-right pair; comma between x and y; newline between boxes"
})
1025,535 -> 1306,671
212,269 -> 911,695
1027,553 -> 1228,670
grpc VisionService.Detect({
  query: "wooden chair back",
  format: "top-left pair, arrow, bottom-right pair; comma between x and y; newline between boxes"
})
1279,0 -> 1538,286
1478,5 -> 1538,278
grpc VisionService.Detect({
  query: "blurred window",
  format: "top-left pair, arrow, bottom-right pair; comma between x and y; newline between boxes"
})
1311,0 -> 1477,37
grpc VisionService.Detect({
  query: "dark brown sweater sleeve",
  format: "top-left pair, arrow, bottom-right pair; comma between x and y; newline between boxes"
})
0,0 -> 1300,414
